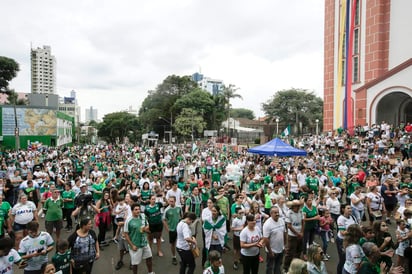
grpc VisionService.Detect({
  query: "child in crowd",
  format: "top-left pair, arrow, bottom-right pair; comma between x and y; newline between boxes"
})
231,207 -> 246,270
395,219 -> 410,268
318,209 -> 333,260
112,196 -> 129,243
52,240 -> 71,274
203,250 -> 225,274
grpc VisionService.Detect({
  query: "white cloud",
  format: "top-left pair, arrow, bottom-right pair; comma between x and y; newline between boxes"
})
1,0 -> 324,121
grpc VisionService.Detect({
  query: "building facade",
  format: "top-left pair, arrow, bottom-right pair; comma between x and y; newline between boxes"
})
85,106 -> 98,123
31,45 -> 57,94
192,72 -> 224,96
324,0 -> 412,131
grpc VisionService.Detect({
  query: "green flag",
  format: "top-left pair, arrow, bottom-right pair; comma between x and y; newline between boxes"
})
281,125 -> 291,137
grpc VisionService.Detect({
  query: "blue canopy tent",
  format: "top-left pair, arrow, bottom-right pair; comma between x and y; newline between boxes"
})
248,138 -> 307,157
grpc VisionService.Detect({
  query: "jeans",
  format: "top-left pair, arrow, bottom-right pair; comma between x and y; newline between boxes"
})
303,228 -> 316,255
63,208 -> 74,229
241,254 -> 260,274
177,248 -> 195,274
266,251 -> 283,274
319,231 -> 328,253
351,207 -> 364,223
336,236 -> 345,274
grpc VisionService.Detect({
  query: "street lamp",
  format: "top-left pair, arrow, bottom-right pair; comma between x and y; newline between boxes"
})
276,118 -> 279,136
315,119 -> 319,136
159,113 -> 173,144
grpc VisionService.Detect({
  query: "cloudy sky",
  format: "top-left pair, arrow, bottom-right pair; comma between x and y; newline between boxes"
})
1,0 -> 324,121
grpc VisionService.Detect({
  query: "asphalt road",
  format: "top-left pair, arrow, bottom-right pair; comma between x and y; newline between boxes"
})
13,219 -> 396,274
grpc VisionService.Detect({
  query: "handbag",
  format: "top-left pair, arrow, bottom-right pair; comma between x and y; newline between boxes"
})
191,245 -> 200,258
370,210 -> 382,218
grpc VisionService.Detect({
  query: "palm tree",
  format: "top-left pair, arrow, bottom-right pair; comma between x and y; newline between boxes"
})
222,84 -> 242,138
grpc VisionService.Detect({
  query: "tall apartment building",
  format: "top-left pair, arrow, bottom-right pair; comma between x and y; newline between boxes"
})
31,45 -> 56,94
324,0 -> 412,131
85,106 -> 98,123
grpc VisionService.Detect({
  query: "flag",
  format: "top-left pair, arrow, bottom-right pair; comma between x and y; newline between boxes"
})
192,142 -> 198,153
281,125 -> 291,137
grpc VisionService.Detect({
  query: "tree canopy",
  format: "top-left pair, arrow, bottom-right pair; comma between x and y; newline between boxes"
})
230,108 -> 255,120
0,56 -> 19,92
97,112 -> 141,144
262,88 -> 323,134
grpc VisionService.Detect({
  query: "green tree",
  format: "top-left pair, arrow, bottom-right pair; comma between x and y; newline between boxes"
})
0,56 -> 20,149
138,75 -> 198,135
5,89 -> 27,105
174,108 -> 206,141
173,88 -> 214,128
262,88 -> 323,135
98,112 -> 141,144
0,56 -> 19,92
230,108 -> 255,120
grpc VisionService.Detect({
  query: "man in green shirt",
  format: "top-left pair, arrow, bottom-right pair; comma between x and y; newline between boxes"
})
162,196 -> 182,265
44,188 -> 64,243
124,203 -> 154,274
62,183 -> 76,231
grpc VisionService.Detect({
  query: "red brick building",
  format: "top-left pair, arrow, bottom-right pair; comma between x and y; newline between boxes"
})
324,0 -> 412,131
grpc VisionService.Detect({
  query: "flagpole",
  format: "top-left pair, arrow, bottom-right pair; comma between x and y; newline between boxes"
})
276,118 -> 279,136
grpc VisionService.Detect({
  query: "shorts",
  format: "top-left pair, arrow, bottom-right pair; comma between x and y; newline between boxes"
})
130,245 -> 152,265
385,203 -> 396,212
169,231 -> 177,244
117,237 -> 129,251
149,223 -> 163,233
13,222 -> 27,232
233,234 -> 240,250
45,220 -> 63,232
115,217 -> 124,224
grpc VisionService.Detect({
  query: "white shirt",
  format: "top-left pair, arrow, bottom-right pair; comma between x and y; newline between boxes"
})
0,248 -> 21,274
262,217 -> 285,253
19,231 -> 54,271
337,215 -> 356,239
176,221 -> 192,250
285,210 -> 303,236
239,226 -> 262,256
203,266 -> 225,274
166,188 -> 182,206
350,193 -> 365,211
326,197 -> 341,215
12,201 -> 37,225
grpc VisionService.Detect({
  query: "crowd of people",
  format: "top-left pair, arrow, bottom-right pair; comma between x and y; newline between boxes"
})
0,121 -> 412,274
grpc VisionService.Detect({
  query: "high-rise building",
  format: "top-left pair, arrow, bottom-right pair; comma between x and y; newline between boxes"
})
324,0 -> 412,131
31,45 -> 56,94
85,106 -> 98,123
192,72 -> 224,96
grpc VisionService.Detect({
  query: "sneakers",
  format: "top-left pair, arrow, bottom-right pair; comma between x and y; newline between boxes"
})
172,257 -> 178,265
322,255 -> 329,261
259,256 -> 264,263
153,238 -> 157,244
115,261 -> 124,270
330,237 -> 335,243
326,253 -> 331,259
161,237 -> 165,243
233,262 -> 239,270
113,238 -> 118,244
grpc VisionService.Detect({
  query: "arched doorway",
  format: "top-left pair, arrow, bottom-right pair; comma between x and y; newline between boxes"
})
375,91 -> 412,126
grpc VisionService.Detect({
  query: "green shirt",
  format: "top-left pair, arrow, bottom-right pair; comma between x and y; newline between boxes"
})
0,201 -> 11,235
306,177 -> 319,193
125,214 -> 148,248
216,196 -> 229,218
44,198 -> 63,221
62,190 -> 76,209
185,195 -> 202,217
140,189 -> 152,204
144,203 -> 163,225
52,250 -> 71,274
211,167 -> 221,183
163,206 -> 182,231
92,183 -> 104,201
302,205 -> 318,230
